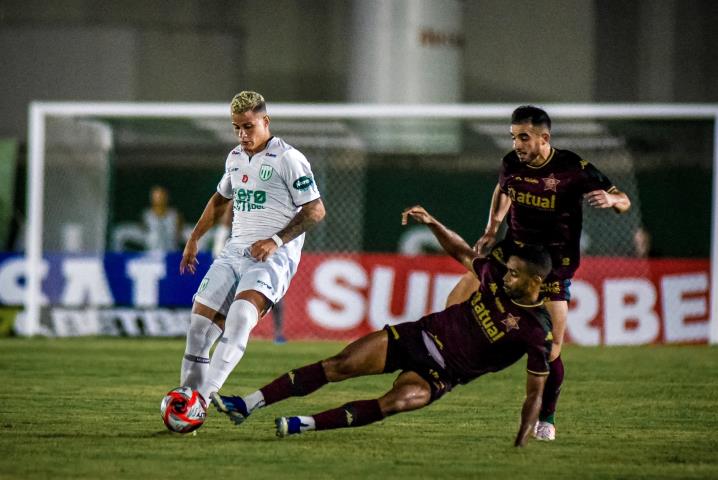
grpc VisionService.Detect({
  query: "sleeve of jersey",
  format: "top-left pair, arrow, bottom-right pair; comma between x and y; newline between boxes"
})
216,160 -> 233,200
471,256 -> 504,282
579,160 -> 615,194
497,158 -> 510,193
282,150 -> 321,206
471,257 -> 488,277
526,333 -> 551,376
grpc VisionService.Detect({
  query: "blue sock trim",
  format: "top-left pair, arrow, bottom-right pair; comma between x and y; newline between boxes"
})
287,416 -> 302,434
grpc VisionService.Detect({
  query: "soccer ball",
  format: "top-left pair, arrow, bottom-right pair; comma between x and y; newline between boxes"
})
160,386 -> 207,433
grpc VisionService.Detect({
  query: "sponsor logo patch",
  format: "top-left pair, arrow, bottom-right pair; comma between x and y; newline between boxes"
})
507,187 -> 556,210
470,292 -> 505,343
541,281 -> 562,295
234,188 -> 267,211
292,176 -> 314,191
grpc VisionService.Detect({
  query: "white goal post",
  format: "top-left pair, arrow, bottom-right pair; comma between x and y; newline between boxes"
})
25,102 -> 718,342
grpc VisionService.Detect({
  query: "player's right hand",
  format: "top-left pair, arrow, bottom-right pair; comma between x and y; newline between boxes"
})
473,232 -> 497,257
180,239 -> 199,275
249,238 -> 278,262
401,205 -> 434,225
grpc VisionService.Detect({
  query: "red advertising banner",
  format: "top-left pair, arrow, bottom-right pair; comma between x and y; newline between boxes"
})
253,254 -> 711,345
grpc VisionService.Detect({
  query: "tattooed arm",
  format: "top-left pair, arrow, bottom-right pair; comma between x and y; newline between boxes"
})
249,198 -> 326,261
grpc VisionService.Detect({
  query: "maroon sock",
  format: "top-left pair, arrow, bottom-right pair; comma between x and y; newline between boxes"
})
314,399 -> 384,431
260,361 -> 328,406
540,355 -> 564,422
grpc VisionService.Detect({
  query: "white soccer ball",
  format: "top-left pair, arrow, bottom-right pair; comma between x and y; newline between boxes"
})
160,386 -> 207,433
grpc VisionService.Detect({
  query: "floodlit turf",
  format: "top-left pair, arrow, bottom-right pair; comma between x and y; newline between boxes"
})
1,338 -> 717,479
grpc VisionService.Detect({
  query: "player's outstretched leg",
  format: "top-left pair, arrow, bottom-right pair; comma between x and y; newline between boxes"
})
275,370 -> 432,437
211,360 -> 327,425
275,399 -> 383,437
534,355 -> 563,441
213,330 -> 388,427
210,391 -> 251,425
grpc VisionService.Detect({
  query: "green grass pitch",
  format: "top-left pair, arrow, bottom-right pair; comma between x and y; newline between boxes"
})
1,338 -> 717,479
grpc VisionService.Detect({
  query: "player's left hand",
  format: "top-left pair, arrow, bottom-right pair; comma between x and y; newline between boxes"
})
584,189 -> 614,209
401,205 -> 434,226
250,238 -> 278,262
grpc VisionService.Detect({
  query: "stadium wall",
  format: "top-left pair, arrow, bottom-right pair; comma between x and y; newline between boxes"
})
3,0 -> 717,140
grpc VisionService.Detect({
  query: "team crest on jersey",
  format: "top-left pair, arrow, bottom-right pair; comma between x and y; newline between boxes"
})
543,173 -> 560,192
259,164 -> 274,181
501,313 -> 520,332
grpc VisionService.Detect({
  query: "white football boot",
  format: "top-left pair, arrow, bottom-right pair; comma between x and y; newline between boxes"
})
532,421 -> 556,441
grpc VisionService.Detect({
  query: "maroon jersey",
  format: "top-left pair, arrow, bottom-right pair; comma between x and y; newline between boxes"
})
499,148 -> 616,255
416,257 -> 553,384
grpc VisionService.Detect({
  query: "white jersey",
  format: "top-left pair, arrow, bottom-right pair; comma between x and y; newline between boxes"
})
216,136 -> 321,251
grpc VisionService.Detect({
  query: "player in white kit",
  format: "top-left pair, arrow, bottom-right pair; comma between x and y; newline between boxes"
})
178,91 -> 326,404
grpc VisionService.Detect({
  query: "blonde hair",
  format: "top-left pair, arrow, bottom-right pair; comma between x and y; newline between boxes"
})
230,91 -> 266,114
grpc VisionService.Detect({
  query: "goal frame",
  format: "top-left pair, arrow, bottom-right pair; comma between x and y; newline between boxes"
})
25,102 -> 718,342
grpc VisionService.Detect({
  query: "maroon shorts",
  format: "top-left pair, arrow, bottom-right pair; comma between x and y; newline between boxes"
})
383,322 -> 454,403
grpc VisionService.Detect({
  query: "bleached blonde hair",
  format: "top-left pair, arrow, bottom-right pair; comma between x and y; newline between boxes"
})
230,91 -> 266,114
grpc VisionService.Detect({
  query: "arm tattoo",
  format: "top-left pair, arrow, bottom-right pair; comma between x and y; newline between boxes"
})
276,200 -> 324,243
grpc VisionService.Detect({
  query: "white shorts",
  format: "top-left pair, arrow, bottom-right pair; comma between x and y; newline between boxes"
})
193,243 -> 299,316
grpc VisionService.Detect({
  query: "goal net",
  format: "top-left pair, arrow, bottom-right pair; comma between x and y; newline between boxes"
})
13,103 -> 718,345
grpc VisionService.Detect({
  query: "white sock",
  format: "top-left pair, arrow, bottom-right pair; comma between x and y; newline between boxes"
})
199,299 -> 258,400
180,314 -> 222,390
297,416 -> 316,432
243,390 -> 266,413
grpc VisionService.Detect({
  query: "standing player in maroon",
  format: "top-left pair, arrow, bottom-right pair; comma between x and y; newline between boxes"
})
446,106 -> 631,441
212,205 -> 554,447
